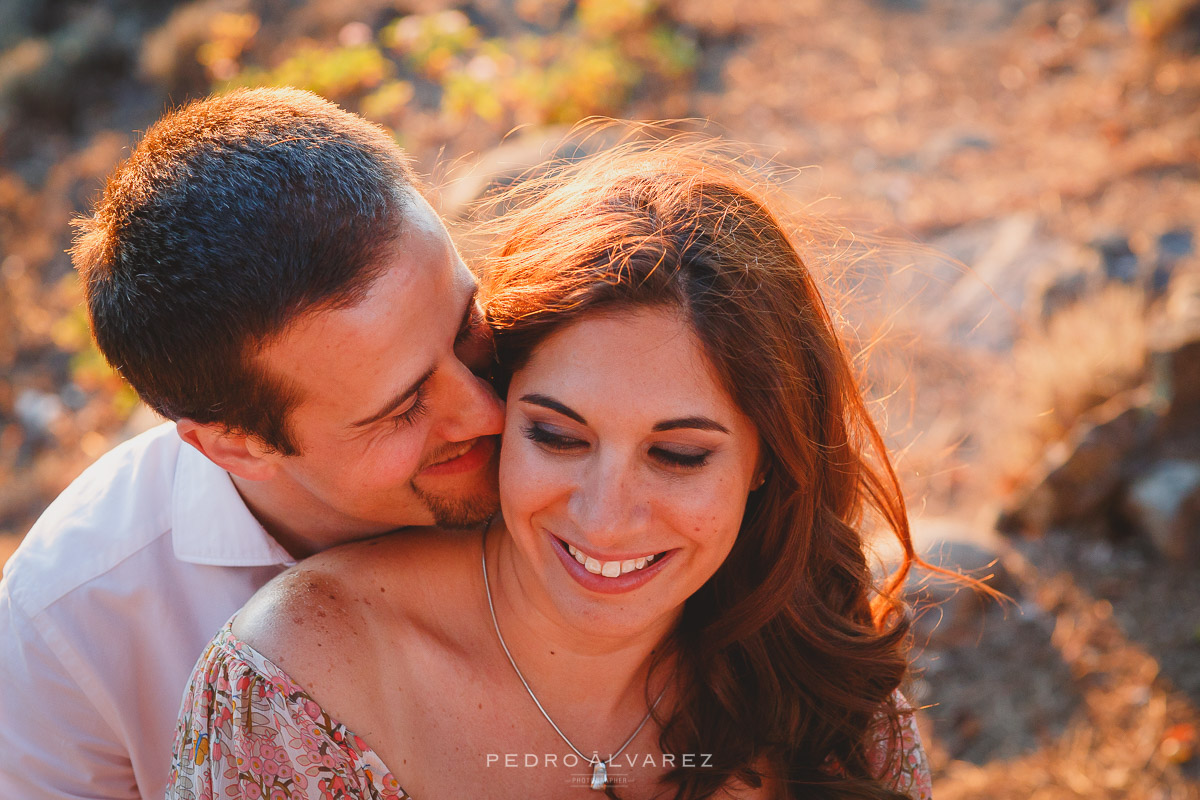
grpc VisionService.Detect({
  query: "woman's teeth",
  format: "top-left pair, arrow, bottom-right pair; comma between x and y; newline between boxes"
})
567,543 -> 655,577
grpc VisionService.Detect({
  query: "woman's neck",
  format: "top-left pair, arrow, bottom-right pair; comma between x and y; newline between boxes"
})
485,528 -> 677,721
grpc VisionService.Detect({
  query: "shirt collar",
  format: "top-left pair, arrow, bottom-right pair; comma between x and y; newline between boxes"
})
171,440 -> 296,567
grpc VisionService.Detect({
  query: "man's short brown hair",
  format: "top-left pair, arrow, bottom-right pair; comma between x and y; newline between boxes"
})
73,88 -> 416,454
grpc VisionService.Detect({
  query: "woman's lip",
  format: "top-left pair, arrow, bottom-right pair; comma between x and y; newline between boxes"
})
418,436 -> 496,477
548,533 -> 674,595
556,537 -> 662,563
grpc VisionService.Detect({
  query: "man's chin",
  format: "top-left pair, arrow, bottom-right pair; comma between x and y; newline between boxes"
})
411,441 -> 500,530
427,492 -> 500,530
412,477 -> 500,530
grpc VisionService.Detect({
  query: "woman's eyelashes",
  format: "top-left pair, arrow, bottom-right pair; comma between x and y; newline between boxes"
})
522,422 -> 584,452
522,422 -> 712,469
649,446 -> 710,469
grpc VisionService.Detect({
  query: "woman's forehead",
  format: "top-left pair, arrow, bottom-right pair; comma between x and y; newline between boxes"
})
513,308 -> 746,425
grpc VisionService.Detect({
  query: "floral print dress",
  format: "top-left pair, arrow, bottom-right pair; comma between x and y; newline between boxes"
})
167,619 -> 932,800
167,621 -> 408,800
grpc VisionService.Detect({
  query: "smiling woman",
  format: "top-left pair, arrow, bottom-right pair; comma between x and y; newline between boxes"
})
167,141 -> 935,800
477,142 -> 931,799
497,308 -> 760,625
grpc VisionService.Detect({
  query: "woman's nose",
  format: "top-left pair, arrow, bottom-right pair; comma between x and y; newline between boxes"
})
567,457 -> 649,546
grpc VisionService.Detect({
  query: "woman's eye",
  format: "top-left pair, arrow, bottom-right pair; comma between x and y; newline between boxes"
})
522,423 -> 586,452
650,446 -> 711,469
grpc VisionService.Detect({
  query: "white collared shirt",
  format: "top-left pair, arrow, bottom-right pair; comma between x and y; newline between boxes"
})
0,423 -> 295,799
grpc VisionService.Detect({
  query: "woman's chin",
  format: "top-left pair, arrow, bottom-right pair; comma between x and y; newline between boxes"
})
542,565 -> 688,643
552,597 -> 682,644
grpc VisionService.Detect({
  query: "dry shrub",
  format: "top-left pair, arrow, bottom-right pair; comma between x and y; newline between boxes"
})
990,284 -> 1149,488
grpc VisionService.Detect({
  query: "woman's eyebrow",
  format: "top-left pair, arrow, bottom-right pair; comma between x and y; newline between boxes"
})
652,417 -> 729,434
519,394 -> 587,424
520,395 -> 729,435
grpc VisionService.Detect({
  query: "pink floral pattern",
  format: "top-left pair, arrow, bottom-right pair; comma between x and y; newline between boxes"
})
167,620 -> 410,800
870,692 -> 933,800
168,621 -> 931,799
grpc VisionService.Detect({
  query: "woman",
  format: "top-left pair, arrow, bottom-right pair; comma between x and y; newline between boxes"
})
168,142 -> 933,800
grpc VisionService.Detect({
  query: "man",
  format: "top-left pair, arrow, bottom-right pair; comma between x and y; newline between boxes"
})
0,88 -> 504,799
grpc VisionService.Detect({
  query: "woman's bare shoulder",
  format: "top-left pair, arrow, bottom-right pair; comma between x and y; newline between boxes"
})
232,528 -> 482,677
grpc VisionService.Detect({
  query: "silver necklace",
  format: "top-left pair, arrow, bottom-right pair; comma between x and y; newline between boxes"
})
481,536 -> 667,791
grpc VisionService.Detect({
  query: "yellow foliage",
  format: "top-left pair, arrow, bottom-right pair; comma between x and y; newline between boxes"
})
577,0 -> 657,37
208,3 -> 695,138
229,44 -> 392,99
198,13 -> 259,81
360,80 -> 415,122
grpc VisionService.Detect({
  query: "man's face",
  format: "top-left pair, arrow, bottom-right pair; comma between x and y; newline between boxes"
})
252,193 -> 503,544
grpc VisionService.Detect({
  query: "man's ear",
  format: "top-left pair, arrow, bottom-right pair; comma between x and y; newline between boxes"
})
176,419 -> 280,481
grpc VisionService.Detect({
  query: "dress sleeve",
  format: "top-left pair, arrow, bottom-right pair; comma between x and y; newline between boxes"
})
166,621 -> 410,800
869,691 -> 933,800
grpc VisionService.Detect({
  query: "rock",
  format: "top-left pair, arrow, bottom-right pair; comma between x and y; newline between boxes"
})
0,0 -> 37,51
915,129 -> 994,169
1033,269 -> 1091,322
1148,229 -> 1193,294
999,400 -> 1159,535
1090,235 -> 1140,284
1123,459 -> 1200,563
1162,271 -> 1200,330
925,214 -> 1073,350
1149,331 -> 1200,429
13,389 -> 62,438
874,517 -> 1014,648
1158,228 -> 1195,263
0,5 -> 143,129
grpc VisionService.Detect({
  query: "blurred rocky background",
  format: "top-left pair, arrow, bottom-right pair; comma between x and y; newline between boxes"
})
1,0 -> 1199,796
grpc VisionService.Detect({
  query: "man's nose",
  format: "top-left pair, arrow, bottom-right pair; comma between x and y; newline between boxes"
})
438,357 -> 505,442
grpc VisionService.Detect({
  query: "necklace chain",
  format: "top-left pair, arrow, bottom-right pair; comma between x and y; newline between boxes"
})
481,535 -> 666,769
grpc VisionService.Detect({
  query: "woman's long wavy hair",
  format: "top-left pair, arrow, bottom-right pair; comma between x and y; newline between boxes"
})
478,137 -> 924,800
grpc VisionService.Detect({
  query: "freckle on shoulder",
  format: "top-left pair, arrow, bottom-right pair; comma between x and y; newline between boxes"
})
233,554 -> 371,668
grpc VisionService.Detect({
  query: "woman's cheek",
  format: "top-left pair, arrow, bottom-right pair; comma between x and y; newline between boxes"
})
672,478 -> 745,547
500,441 -> 563,514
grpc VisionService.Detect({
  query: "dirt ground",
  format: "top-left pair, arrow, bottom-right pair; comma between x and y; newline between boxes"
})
693,2 -> 1199,795
2,0 -> 1199,795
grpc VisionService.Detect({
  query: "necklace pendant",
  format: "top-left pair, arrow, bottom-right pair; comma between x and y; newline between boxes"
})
590,759 -> 608,791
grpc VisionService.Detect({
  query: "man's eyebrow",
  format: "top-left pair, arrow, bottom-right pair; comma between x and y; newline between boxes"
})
349,287 -> 476,430
652,417 -> 730,434
519,394 -> 587,425
349,364 -> 436,429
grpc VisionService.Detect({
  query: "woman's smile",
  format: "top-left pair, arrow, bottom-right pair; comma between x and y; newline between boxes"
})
564,539 -> 662,574
498,307 -> 762,635
548,532 -> 676,594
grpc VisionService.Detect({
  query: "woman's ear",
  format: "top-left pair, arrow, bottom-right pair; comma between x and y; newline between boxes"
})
751,450 -> 771,491
751,463 -> 769,491
176,419 -> 280,482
